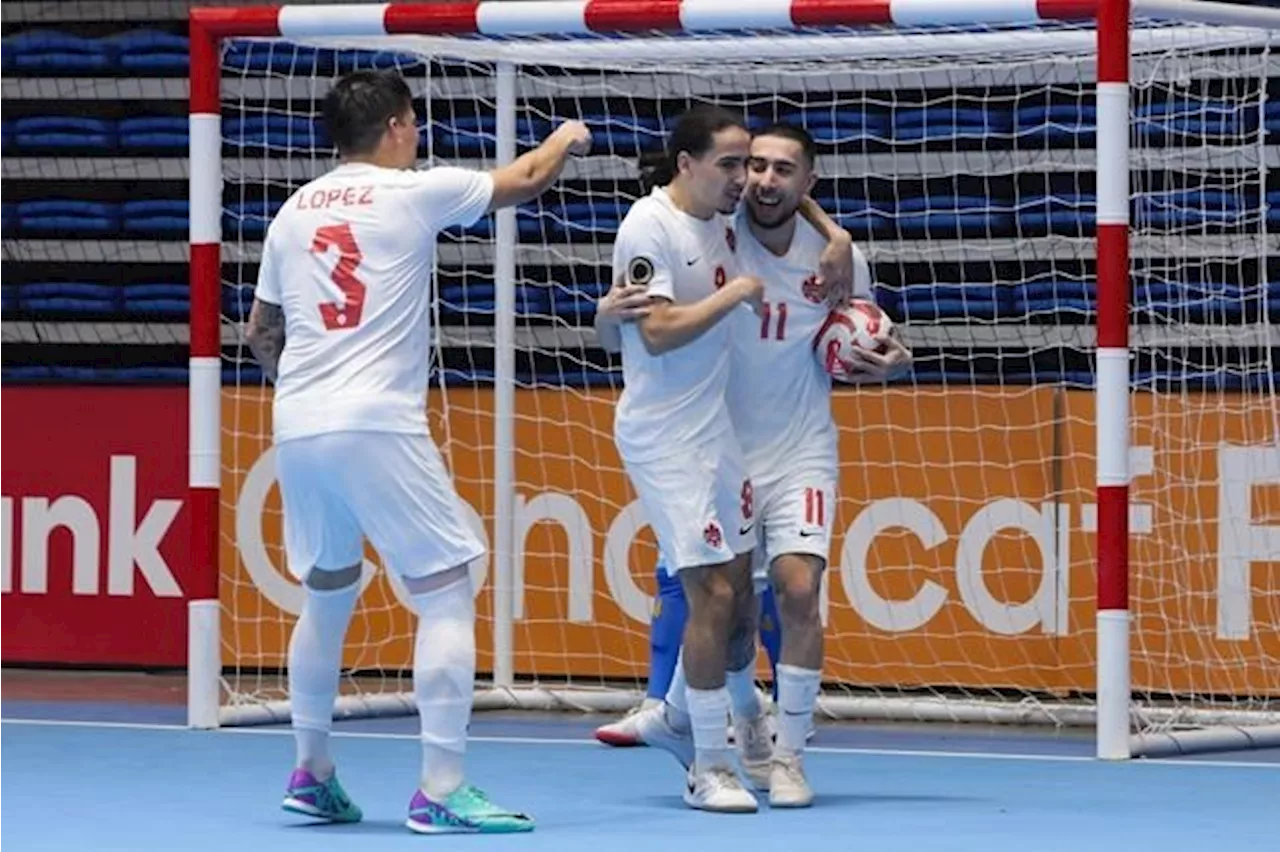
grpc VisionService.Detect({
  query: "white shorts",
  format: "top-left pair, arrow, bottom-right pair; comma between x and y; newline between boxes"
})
749,466 -> 837,586
274,431 -> 484,582
623,437 -> 756,574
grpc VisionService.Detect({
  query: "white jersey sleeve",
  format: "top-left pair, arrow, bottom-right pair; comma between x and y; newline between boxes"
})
611,188 -> 741,463
613,205 -> 678,303
400,166 -> 494,232
850,241 -> 873,302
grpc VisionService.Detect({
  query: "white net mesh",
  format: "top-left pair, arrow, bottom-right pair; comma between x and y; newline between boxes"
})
214,18 -> 1280,745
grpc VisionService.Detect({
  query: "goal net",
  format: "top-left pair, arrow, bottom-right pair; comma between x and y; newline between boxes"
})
195,2 -> 1280,757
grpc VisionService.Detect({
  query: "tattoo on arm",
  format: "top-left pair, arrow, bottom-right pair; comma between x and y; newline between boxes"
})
245,300 -> 286,383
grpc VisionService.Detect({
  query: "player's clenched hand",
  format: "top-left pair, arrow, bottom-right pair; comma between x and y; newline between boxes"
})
834,333 -> 913,383
728,275 -> 767,316
598,277 -> 653,321
817,231 -> 855,307
551,120 -> 593,156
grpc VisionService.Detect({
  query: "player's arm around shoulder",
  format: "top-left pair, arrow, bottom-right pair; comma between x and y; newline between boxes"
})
637,275 -> 764,356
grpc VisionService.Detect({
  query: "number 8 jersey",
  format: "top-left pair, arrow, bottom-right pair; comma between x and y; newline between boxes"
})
255,162 -> 493,443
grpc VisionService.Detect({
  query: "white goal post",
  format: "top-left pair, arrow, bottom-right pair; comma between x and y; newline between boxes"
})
186,0 -> 1280,760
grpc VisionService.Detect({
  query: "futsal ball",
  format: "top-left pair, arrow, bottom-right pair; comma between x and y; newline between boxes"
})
813,299 -> 895,377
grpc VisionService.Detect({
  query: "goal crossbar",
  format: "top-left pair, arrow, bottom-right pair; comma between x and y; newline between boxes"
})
187,0 -> 1280,760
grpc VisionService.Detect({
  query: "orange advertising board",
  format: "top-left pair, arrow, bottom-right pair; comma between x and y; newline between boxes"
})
221,386 -> 1280,698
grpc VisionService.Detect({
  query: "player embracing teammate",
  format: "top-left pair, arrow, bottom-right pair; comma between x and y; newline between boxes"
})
597,111 -> 912,812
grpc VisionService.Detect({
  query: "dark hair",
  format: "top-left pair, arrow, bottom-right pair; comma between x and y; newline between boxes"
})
752,122 -> 817,169
639,104 -> 746,192
322,69 -> 414,157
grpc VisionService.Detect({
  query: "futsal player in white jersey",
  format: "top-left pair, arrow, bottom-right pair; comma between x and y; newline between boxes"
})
244,69 -> 590,835
599,122 -> 909,809
728,123 -> 912,806
600,106 -> 855,813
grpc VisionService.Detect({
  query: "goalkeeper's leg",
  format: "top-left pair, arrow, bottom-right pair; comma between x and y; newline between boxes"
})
593,556 -> 688,747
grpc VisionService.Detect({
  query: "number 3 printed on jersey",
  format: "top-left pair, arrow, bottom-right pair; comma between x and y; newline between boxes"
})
312,223 -> 366,330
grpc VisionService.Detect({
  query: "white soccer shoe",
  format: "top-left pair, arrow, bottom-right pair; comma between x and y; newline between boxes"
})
768,754 -> 814,808
593,697 -> 662,747
683,766 -> 758,813
634,702 -> 696,770
733,713 -> 775,790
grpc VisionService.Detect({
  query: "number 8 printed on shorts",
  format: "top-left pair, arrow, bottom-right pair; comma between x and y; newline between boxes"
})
740,479 -> 754,521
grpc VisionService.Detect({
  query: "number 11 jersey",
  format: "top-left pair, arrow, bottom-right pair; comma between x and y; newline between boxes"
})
255,162 -> 493,443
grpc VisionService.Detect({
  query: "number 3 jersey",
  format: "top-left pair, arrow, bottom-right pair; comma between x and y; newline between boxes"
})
255,162 -> 493,443
726,212 -> 874,474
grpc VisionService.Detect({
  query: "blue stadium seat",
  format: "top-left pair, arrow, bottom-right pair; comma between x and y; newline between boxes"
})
827,198 -> 894,239
119,117 -> 188,151
222,38 -> 421,74
1136,190 -> 1247,231
121,200 -> 188,234
1135,99 -> 1252,143
895,195 -> 1011,238
3,30 -> 114,73
1266,101 -> 1280,139
123,283 -> 190,316
892,106 -> 1013,142
1,203 -> 16,236
1017,193 -> 1096,235
1014,279 -> 1094,317
2,366 -> 191,384
1134,280 -> 1249,323
581,114 -> 664,154
790,110 -> 889,145
223,200 -> 283,237
522,200 -> 626,241
18,200 -> 118,235
224,115 -> 328,151
19,282 -> 121,314
438,282 -> 551,319
550,280 -> 609,322
891,282 -> 1009,321
430,114 -> 550,157
109,30 -> 189,72
223,284 -> 257,321
1,284 -> 19,312
10,116 -> 115,152
1015,104 -> 1097,145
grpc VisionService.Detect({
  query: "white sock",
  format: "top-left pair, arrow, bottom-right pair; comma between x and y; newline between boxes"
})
776,664 -> 821,756
687,686 -> 731,772
725,664 -> 762,722
662,650 -> 691,732
412,577 -> 476,800
288,581 -> 360,778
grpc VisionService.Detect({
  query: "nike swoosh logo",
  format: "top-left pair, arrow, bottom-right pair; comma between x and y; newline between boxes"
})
798,530 -> 820,538
739,524 -> 754,536
685,257 -> 700,266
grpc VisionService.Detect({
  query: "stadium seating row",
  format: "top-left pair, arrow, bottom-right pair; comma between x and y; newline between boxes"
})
8,101 -> 1280,157
6,192 -> 1278,239
7,278 -> 1276,326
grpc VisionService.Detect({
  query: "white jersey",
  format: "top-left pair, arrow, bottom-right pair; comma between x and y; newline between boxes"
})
612,187 -> 742,463
727,213 -> 873,474
255,162 -> 493,443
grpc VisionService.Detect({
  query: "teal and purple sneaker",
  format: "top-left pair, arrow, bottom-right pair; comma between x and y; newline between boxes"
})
405,784 -> 534,834
281,768 -> 363,823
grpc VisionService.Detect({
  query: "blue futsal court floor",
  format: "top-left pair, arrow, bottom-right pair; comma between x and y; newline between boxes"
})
3,673 -> 1277,851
